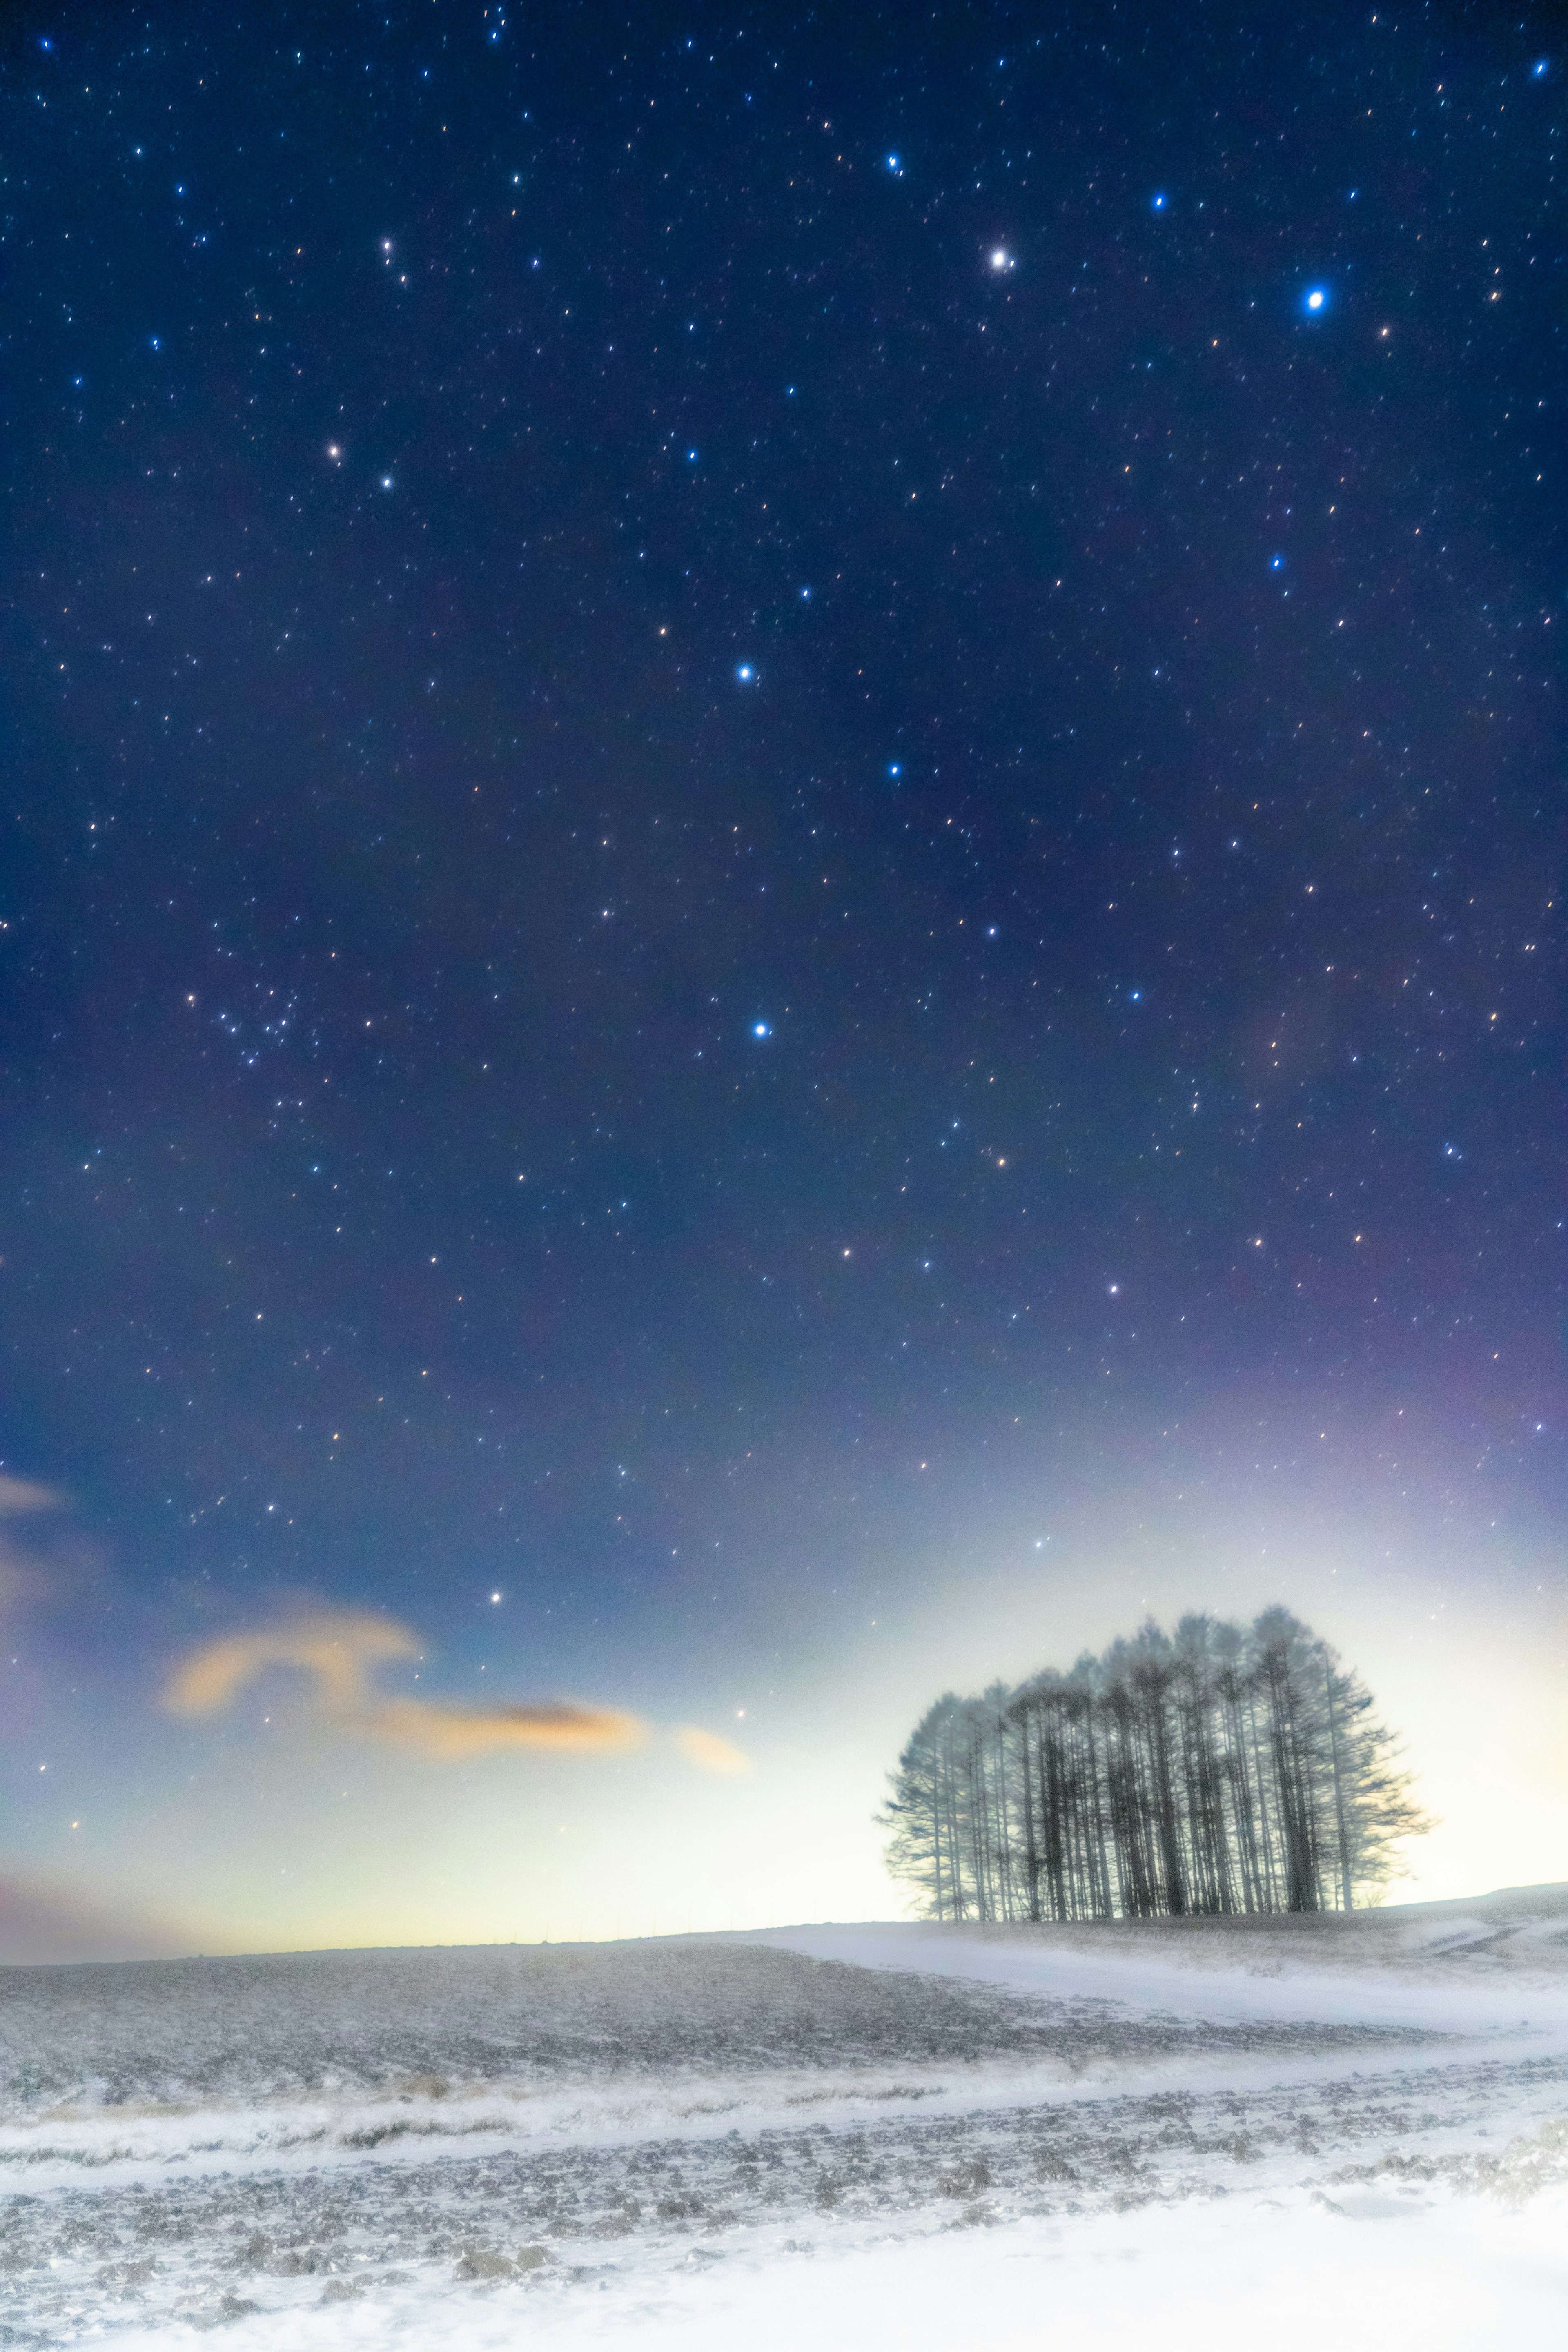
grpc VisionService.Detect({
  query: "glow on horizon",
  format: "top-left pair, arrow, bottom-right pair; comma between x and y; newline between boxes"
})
6,1423 -> 1566,1960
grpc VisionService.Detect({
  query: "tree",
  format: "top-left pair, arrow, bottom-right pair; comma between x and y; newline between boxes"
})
881,1606 -> 1434,1921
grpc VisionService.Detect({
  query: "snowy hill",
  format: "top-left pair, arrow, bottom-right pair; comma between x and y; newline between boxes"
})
3,1884 -> 1567,2349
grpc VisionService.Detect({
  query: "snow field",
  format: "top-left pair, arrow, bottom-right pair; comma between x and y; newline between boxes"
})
93,2178 -> 1568,2352
3,1888 -> 1566,2347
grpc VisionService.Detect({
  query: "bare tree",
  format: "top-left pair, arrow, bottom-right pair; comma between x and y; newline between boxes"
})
882,1607 -> 1433,1920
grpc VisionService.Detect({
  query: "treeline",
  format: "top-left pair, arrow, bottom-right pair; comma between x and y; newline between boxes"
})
881,1608 -> 1432,1920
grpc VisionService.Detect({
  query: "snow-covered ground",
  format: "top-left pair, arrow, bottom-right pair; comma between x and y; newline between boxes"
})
4,1885 -> 1567,2348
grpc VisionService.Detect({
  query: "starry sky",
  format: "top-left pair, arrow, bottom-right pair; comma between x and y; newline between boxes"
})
2,2 -> 1564,1959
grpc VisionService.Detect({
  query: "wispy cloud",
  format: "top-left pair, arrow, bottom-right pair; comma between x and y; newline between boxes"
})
674,1724 -> 751,1775
165,1611 -> 419,1718
0,1473 -> 67,1608
165,1609 -> 685,1762
369,1695 -> 643,1757
0,1475 -> 63,1517
0,1869 -> 198,1965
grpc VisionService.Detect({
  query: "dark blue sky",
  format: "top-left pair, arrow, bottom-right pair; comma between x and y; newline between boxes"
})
2,1 -> 1562,1946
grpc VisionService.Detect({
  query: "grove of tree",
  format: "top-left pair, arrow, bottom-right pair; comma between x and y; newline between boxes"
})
881,1607 -> 1432,1920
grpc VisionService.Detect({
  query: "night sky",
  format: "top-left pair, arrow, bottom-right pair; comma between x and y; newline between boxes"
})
3,3 -> 1564,1957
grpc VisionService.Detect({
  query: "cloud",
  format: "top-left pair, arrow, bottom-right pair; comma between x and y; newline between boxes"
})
0,1475 -> 63,1516
165,1610 -> 644,1758
0,1869 -> 199,1966
0,1474 -> 68,1608
165,1611 -> 417,1718
371,1696 -> 644,1758
165,1611 -> 749,1773
674,1724 -> 751,1775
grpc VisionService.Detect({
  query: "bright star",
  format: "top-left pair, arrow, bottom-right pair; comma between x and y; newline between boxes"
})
990,248 -> 1010,270
736,663 -> 754,682
1270,554 -> 1284,570
1152,192 -> 1166,210
753,1021 -> 771,1038
1304,285 -> 1327,312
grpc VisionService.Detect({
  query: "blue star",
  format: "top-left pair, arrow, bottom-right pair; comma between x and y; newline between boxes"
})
736,663 -> 755,683
1152,192 -> 1166,211
752,1020 -> 771,1038
1270,554 -> 1285,571
1303,285 -> 1329,314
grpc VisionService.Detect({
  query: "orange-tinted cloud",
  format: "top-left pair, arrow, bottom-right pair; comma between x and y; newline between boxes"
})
165,1609 -> 644,1759
165,1610 -> 748,1773
674,1724 -> 751,1774
370,1696 -> 643,1758
165,1611 -> 417,1717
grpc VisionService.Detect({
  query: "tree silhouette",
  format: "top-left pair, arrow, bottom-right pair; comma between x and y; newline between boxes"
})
880,1609 -> 1432,1920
